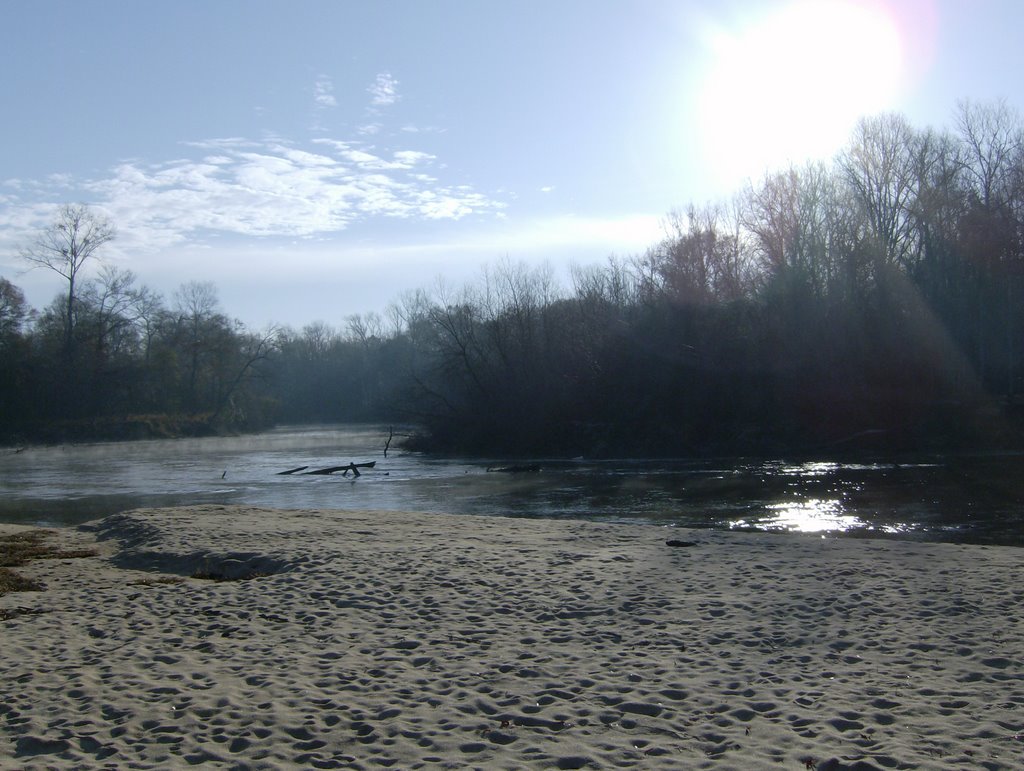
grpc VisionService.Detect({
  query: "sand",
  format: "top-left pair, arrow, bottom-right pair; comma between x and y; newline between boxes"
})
1,505 -> 1022,770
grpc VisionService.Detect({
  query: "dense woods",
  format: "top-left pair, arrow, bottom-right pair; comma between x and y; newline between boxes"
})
3,101 -> 1024,455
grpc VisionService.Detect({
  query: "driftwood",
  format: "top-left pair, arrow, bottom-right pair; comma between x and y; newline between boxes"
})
486,464 -> 541,473
383,426 -> 412,457
303,461 -> 377,477
276,466 -> 309,475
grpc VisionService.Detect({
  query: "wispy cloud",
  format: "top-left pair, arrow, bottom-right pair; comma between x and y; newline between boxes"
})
0,70 -> 504,280
313,75 -> 337,108
368,72 -> 399,107
106,140 -> 497,247
400,124 -> 445,135
0,138 -> 503,262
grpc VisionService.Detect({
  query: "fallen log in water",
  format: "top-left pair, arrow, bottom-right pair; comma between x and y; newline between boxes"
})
276,466 -> 309,475
303,461 -> 377,477
305,465 -> 350,476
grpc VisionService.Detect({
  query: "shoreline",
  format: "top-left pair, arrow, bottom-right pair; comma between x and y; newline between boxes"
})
2,505 -> 1023,769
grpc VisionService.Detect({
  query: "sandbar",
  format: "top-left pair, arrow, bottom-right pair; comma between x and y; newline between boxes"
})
1,505 -> 1022,769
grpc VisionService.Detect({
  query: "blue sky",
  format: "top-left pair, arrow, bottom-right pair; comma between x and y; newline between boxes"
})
2,0 -> 1023,328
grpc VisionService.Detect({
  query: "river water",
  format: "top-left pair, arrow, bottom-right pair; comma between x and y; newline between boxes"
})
1,424 -> 1022,545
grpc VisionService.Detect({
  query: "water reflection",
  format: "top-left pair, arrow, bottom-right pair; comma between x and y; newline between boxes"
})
731,497 -> 911,536
781,461 -> 843,477
763,498 -> 852,532
1,426 -> 1022,544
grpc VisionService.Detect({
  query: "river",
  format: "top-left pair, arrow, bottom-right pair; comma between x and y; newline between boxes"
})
1,424 -> 1022,544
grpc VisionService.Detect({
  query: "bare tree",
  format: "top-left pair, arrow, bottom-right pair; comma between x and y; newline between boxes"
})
655,203 -> 752,304
174,280 -> 220,324
210,325 -> 282,424
954,99 -> 1024,395
838,114 -> 921,271
301,321 -> 337,358
79,266 -> 153,360
173,281 -> 224,410
955,98 -> 1022,211
346,312 -> 385,347
19,204 -> 115,356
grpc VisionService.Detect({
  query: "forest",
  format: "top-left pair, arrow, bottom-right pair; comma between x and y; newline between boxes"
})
2,101 -> 1023,457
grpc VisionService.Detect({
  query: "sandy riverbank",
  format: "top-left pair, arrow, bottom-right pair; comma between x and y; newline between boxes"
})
1,505 -> 1022,769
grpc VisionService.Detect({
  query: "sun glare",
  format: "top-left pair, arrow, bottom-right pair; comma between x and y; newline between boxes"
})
694,0 -> 905,192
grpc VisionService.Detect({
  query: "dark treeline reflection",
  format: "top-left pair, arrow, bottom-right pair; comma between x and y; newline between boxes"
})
3,101 -> 1024,455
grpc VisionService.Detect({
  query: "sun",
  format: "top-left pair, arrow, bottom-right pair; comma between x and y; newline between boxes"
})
694,0 -> 906,192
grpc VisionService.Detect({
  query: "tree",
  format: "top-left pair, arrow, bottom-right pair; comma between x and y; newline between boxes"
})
0,278 -> 29,345
954,99 -> 1024,393
209,324 -> 281,425
72,267 -> 163,414
956,98 -> 1022,211
172,281 -> 225,411
655,203 -> 752,304
79,266 -> 153,359
0,278 -> 33,429
19,204 -> 115,358
839,114 -> 921,273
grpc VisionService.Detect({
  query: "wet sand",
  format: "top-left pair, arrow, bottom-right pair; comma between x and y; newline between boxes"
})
2,505 -> 1022,769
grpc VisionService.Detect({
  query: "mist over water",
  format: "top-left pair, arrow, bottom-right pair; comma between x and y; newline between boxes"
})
1,424 -> 1021,545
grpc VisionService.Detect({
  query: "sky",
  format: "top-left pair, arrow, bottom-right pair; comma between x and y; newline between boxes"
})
2,0 -> 1023,329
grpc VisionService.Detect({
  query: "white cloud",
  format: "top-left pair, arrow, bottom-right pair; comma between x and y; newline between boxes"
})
0,136 -> 503,260
313,75 -> 337,108
183,137 -> 257,152
368,72 -> 399,107
47,173 -> 74,188
400,124 -> 445,134
392,150 -> 435,167
0,63 -> 663,327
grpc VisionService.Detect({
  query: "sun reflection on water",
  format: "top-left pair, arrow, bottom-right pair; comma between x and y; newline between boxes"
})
765,498 -> 861,533
731,497 -> 909,536
785,462 -> 841,477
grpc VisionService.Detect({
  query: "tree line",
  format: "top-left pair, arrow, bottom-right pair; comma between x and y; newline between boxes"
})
2,100 -> 1023,455
1,207 -> 279,440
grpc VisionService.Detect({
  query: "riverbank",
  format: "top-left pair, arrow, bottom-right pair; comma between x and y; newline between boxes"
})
2,506 -> 1022,769
0,412 -> 241,446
